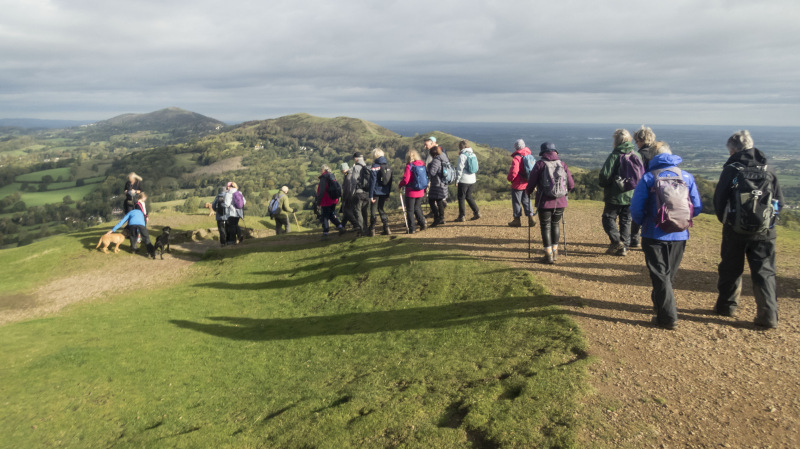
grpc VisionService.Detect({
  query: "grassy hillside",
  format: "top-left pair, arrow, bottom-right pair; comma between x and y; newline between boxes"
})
0,230 -> 588,448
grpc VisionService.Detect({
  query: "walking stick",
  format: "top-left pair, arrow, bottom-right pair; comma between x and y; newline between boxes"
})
399,189 -> 409,232
292,212 -> 300,229
528,222 -> 531,259
562,209 -> 567,257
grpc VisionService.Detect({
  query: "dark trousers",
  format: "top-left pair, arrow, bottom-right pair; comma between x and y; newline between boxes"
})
128,224 -> 153,256
217,220 -> 227,244
275,216 -> 290,234
539,208 -> 564,248
226,217 -> 242,244
405,196 -> 426,232
320,205 -> 341,233
716,229 -> 778,324
370,195 -> 389,227
642,238 -> 686,326
457,183 -> 479,217
602,203 -> 632,246
511,189 -> 533,218
429,197 -> 447,223
630,221 -> 641,245
354,192 -> 369,233
340,198 -> 356,230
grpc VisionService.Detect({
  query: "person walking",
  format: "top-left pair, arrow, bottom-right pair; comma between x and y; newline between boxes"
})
122,172 -> 143,214
211,187 -> 228,246
340,162 -> 356,232
398,150 -> 427,234
271,186 -> 294,234
629,126 -> 657,248
129,191 -> 149,247
631,144 -> 703,330
507,139 -> 535,227
105,206 -> 155,258
713,131 -> 783,329
350,152 -> 370,236
224,181 -> 246,245
598,129 -> 642,256
368,148 -> 393,235
315,165 -> 344,237
453,140 -> 480,222
526,142 -> 575,264
427,143 -> 450,226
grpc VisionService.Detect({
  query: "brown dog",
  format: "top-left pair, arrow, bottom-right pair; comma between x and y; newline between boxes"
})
205,202 -> 214,216
95,228 -> 131,254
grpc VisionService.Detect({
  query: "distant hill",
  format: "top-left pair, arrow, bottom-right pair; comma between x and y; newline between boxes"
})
0,118 -> 95,129
92,107 -> 225,135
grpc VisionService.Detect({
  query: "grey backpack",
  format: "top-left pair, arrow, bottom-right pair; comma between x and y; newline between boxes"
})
540,160 -> 568,199
651,168 -> 693,233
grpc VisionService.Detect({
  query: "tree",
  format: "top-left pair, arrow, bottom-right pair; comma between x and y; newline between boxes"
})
63,195 -> 74,205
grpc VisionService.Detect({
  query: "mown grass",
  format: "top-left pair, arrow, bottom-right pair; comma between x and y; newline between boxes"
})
0,235 -> 588,448
15,167 -> 72,183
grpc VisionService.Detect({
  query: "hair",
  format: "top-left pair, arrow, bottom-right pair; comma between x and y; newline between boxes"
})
137,192 -> 148,201
405,150 -> 421,163
321,164 -> 330,173
229,181 -> 238,190
128,172 -> 142,182
458,140 -> 469,150
633,126 -> 656,146
653,141 -> 672,155
727,130 -> 754,152
613,129 -> 632,148
429,145 -> 442,157
281,186 -> 289,193
371,148 -> 384,159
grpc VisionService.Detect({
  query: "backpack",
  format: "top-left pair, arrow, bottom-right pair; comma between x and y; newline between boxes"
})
232,190 -> 245,209
540,160 -> 568,199
615,152 -> 645,191
465,152 -> 479,174
214,195 -> 226,217
356,165 -> 371,191
440,159 -> 457,185
724,163 -> 776,235
408,164 -> 428,190
520,154 -> 536,180
326,176 -> 342,200
650,168 -> 693,233
268,193 -> 284,217
378,164 -> 392,186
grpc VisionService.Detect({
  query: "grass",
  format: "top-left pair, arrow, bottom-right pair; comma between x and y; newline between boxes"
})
15,184 -> 101,207
0,235 -> 588,448
15,167 -> 72,183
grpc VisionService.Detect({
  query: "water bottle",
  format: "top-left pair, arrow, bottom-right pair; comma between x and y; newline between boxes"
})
772,199 -> 780,227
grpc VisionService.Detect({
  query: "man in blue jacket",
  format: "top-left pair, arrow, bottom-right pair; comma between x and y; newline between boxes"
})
368,148 -> 393,235
631,145 -> 702,329
106,208 -> 155,258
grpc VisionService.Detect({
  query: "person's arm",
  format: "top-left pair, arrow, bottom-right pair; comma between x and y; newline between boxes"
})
714,166 -> 735,222
598,153 -> 616,188
686,172 -> 703,217
369,167 -> 378,200
564,162 -> 576,192
315,179 -> 325,206
630,176 -> 649,225
399,164 -> 411,188
428,158 -> 440,179
525,161 -> 542,196
507,155 -> 519,183
107,212 -> 131,234
455,153 -> 466,184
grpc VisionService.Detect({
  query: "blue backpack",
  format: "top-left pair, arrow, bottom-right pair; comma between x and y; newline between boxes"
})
268,193 -> 284,217
465,153 -> 479,174
520,154 -> 536,179
408,164 -> 428,190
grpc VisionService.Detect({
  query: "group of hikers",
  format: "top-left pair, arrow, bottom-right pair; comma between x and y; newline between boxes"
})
105,128 -> 783,331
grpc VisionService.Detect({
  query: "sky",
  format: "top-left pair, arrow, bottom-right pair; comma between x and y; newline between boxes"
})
2,0 -> 800,126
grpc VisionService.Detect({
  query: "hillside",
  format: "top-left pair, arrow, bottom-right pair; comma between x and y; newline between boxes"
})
90,106 -> 225,135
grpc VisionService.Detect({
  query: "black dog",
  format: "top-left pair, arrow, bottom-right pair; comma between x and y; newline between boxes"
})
154,226 -> 171,260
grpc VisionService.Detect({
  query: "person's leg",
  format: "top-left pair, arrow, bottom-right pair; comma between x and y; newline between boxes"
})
320,206 -> 331,233
619,205 -> 632,248
642,238 -> 678,326
465,183 -> 479,216
539,209 -> 553,248
217,220 -> 227,244
377,196 -> 389,226
369,197 -> 378,231
329,206 -> 342,229
226,217 -> 237,244
429,198 -> 440,224
715,230 -> 746,315
275,217 -> 285,234
352,197 -> 365,234
414,197 -> 426,229
630,221 -> 641,247
284,217 -> 291,233
602,204 -> 621,245
127,225 -> 138,251
551,208 -> 563,257
457,183 -> 467,218
437,199 -> 447,223
521,190 -> 533,217
746,238 -> 778,326
511,190 -> 522,218
406,196 -> 416,233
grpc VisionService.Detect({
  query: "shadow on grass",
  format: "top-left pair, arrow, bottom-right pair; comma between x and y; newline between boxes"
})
170,295 -> 564,341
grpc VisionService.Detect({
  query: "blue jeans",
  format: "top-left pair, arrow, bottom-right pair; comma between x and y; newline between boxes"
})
320,206 -> 341,233
511,190 -> 533,218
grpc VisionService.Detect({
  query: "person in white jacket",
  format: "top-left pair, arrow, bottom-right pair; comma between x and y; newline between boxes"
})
453,140 -> 481,222
224,181 -> 246,244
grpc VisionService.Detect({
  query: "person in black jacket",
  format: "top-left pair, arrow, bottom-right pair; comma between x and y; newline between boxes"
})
427,144 -> 450,226
713,130 -> 783,329
122,172 -> 142,214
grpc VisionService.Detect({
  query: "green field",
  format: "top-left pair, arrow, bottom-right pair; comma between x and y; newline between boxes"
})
15,167 -> 72,183
0,234 -> 588,448
1,183 -> 101,207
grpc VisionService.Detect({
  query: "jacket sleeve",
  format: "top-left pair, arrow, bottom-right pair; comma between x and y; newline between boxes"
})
564,162 -> 575,192
685,172 -> 703,217
110,212 -> 132,233
428,158 -> 441,180
771,168 -> 784,210
224,192 -> 232,208
630,175 -> 649,225
526,161 -> 543,196
455,153 -> 466,184
507,155 -> 520,183
598,153 -> 616,188
399,164 -> 411,188
315,178 -> 326,205
368,167 -> 377,199
714,165 -> 736,222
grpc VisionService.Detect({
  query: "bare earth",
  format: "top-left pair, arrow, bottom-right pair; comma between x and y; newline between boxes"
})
403,201 -> 800,449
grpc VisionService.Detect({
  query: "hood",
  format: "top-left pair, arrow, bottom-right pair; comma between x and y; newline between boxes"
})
541,151 -> 560,161
512,147 -> 531,157
319,171 -> 334,180
410,159 -> 425,166
461,147 -> 474,154
354,157 -> 366,166
614,141 -> 636,154
374,156 -> 388,165
648,153 -> 683,171
726,147 -> 768,167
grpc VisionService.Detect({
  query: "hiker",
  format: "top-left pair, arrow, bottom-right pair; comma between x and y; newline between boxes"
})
212,187 -> 228,246
368,148 -> 393,235
454,140 -> 480,222
224,181 -> 246,245
270,186 -> 294,234
713,130 -> 783,329
423,136 -> 438,164
398,149 -> 427,234
507,139 -> 536,227
128,191 -> 149,247
350,152 -> 370,236
631,144 -> 703,330
598,129 -> 643,256
526,142 -> 575,264
105,206 -> 155,258
315,165 -> 344,237
339,163 -> 355,231
630,126 -> 656,247
427,143 -> 450,226
122,172 -> 143,214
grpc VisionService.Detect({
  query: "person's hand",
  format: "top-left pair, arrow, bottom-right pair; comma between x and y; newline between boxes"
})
371,198 -> 376,203
105,231 -> 112,235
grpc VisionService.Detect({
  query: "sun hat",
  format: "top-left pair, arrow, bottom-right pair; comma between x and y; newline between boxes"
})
539,142 -> 557,156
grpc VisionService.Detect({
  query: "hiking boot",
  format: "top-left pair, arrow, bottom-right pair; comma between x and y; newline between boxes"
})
337,225 -> 345,235
540,253 -> 555,264
420,221 -> 428,231
713,306 -> 737,317
607,242 -> 625,255
429,220 -> 439,228
528,216 -> 537,227
753,318 -> 778,329
508,217 -> 522,227
382,224 -> 391,236
454,215 -> 466,222
552,249 -> 558,262
651,317 -> 676,330
470,212 -> 481,220
406,229 -> 415,235
630,239 -> 640,248
367,227 -> 375,237
616,245 -> 628,257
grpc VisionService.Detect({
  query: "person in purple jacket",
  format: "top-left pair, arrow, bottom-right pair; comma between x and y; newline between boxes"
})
630,144 -> 703,330
526,142 -> 575,264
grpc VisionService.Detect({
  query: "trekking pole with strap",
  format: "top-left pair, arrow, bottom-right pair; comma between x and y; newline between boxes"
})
399,188 -> 409,232
528,221 -> 531,259
562,205 -> 567,257
239,214 -> 246,242
292,212 -> 300,229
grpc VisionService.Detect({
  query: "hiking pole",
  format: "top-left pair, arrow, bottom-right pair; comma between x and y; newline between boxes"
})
528,221 -> 531,259
562,209 -> 567,257
399,188 -> 409,232
292,212 -> 300,229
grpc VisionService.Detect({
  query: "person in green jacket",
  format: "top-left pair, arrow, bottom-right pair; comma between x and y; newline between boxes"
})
598,129 -> 642,257
271,186 -> 295,234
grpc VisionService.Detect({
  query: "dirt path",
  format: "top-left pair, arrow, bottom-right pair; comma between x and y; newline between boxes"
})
403,202 -> 800,448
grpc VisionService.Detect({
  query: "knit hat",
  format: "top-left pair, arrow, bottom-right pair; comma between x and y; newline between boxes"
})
340,162 -> 350,172
539,141 -> 557,156
514,139 -> 525,150
353,152 -> 363,159
425,136 -> 437,143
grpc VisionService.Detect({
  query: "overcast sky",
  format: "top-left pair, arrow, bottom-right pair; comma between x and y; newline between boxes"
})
2,0 -> 799,126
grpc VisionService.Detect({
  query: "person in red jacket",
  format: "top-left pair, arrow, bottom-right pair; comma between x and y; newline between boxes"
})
315,165 -> 344,237
398,149 -> 428,234
507,139 -> 536,227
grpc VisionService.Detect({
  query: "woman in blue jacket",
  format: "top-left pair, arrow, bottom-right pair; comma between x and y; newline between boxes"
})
105,208 -> 155,258
631,145 -> 703,330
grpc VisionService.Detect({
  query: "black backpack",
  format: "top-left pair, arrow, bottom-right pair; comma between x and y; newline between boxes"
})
326,176 -> 342,200
356,165 -> 371,191
214,195 -> 226,217
378,164 -> 392,186
724,163 -> 776,234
